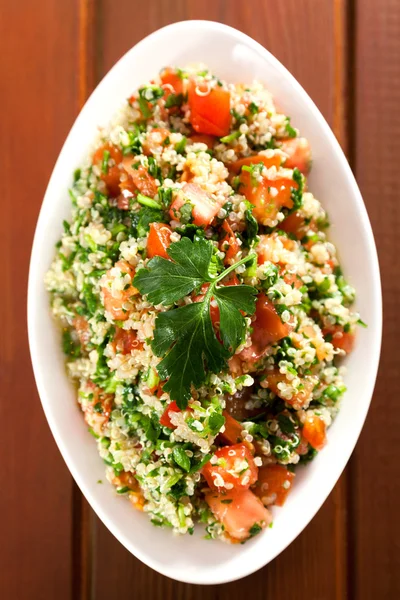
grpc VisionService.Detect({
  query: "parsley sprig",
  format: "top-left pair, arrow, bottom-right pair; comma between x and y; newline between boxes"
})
134,238 -> 257,407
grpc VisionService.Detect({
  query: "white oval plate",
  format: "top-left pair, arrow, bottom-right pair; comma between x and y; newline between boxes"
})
28,20 -> 382,585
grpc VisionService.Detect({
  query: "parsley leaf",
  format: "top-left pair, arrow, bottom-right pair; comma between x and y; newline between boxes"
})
134,238 -> 257,407
133,237 -> 213,305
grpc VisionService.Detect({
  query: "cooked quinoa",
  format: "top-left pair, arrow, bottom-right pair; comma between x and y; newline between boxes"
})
46,65 -> 362,543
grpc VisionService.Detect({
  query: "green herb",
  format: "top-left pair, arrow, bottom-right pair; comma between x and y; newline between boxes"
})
249,523 -> 262,537
175,137 -> 187,155
248,102 -> 259,115
62,329 -> 81,358
158,187 -> 173,209
291,168 -> 304,211
231,108 -> 246,126
138,85 -> 164,118
285,117 -> 297,138
165,93 -> 184,109
357,318 -> 367,328
73,168 -> 81,182
116,486 -> 130,494
101,149 -> 110,174
278,413 -> 295,435
262,263 -> 279,288
134,238 -> 257,407
208,412 -> 225,435
190,453 -> 212,474
132,206 -> 164,238
147,156 -> 162,181
172,445 -> 191,472
242,208 -> 258,248
241,162 -> 264,186
220,131 -> 241,144
137,193 -> 161,209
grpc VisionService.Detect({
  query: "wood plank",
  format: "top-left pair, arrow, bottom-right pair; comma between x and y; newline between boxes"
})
0,2 -> 79,599
351,1 -> 400,598
89,2 -> 350,598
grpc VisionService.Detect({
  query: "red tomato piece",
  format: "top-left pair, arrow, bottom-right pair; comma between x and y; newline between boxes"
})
82,382 -> 113,437
160,67 -> 184,95
218,412 -> 245,445
159,401 -> 193,428
143,128 -> 170,155
280,210 -> 317,240
280,137 -> 312,175
302,415 -> 327,451
113,328 -> 143,354
254,465 -> 295,507
93,142 -> 123,197
188,79 -> 231,137
189,133 -> 216,148
229,154 -> 281,175
147,222 -> 172,259
323,325 -> 355,354
122,157 -> 158,197
100,260 -> 139,321
238,167 -> 297,225
238,294 -> 291,364
169,183 -> 222,227
202,444 -> 258,491
264,368 -> 315,408
219,220 -> 240,264
73,315 -> 90,348
205,489 -> 271,541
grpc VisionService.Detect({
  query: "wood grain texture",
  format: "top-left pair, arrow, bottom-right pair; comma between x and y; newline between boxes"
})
0,2 -> 79,599
351,1 -> 400,598
91,2 -> 350,598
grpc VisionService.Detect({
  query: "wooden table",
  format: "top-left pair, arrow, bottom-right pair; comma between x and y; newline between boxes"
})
1,2 -> 399,598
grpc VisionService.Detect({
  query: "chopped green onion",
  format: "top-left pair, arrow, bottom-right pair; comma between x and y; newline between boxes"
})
220,130 -> 241,144
136,193 -> 161,209
101,150 -> 110,174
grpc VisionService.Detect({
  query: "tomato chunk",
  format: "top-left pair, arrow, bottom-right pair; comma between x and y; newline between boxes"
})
122,157 -> 158,197
160,67 -> 184,95
219,220 -> 240,264
280,137 -> 312,175
188,80 -> 231,137
254,465 -> 295,507
93,142 -> 123,197
113,328 -> 143,354
238,169 -> 296,225
238,294 -> 291,364
218,412 -> 245,445
263,368 -> 315,408
147,222 -> 172,259
81,382 -> 113,437
323,325 -> 355,354
229,154 -> 281,174
202,444 -> 258,491
169,183 -> 222,227
280,210 -> 317,240
100,260 -> 139,321
189,133 -> 216,148
205,489 -> 271,541
143,128 -> 170,155
159,401 -> 194,428
73,315 -> 90,348
302,414 -> 327,451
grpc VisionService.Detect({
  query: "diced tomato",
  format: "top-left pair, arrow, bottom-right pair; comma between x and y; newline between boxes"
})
147,222 -> 172,259
188,79 -> 231,137
218,412 -> 245,445
238,294 -> 290,364
205,488 -> 271,541
296,435 -> 310,456
143,128 -> 170,155
224,387 -> 265,422
189,133 -> 216,148
73,315 -> 90,348
302,415 -> 327,451
81,382 -> 113,437
202,444 -> 258,491
229,154 -> 281,175
93,143 -> 123,197
254,465 -> 295,507
122,157 -> 158,197
263,368 -> 315,408
280,210 -> 317,240
282,270 -> 303,289
238,169 -> 297,225
100,260 -> 139,321
112,471 -> 139,492
280,137 -> 312,175
169,183 -> 222,227
219,220 -> 240,264
160,67 -> 184,95
323,325 -> 355,354
113,327 -> 143,354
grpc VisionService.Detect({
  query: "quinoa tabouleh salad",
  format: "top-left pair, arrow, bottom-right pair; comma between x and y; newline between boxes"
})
46,65 -> 363,543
